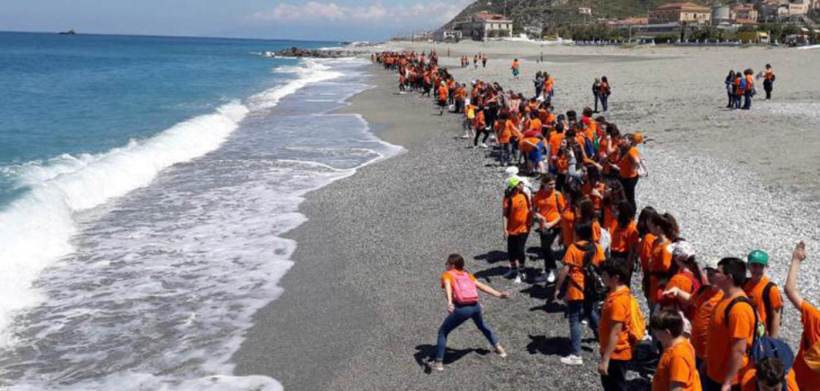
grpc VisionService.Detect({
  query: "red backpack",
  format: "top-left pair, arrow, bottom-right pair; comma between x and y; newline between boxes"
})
448,270 -> 479,305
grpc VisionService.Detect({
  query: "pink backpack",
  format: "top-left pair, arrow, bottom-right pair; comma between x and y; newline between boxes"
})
448,270 -> 479,304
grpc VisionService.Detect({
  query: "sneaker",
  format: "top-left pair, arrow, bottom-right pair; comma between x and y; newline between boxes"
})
432,361 -> 444,371
513,275 -> 523,284
560,354 -> 583,366
581,319 -> 588,326
480,143 -> 488,148
502,268 -> 518,279
495,344 -> 508,358
547,270 -> 556,283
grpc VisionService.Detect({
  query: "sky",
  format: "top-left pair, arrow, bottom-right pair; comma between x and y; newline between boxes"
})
0,0 -> 473,41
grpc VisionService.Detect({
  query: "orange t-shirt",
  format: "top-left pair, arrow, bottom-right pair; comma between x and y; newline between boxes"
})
533,189 -> 565,224
794,301 -> 820,391
610,220 -> 639,254
740,368 -> 799,391
705,293 -> 756,385
529,118 -> 542,133
549,132 -> 564,157
503,192 -> 530,235
619,147 -> 640,179
499,120 -> 516,144
660,270 -> 697,315
599,286 -> 633,361
639,233 -> 657,273
592,220 -> 602,243
652,339 -> 701,391
742,276 -> 783,333
560,209 -> 575,247
438,86 -> 448,101
691,288 -> 724,360
648,239 -> 673,304
562,241 -> 605,301
474,111 -> 485,129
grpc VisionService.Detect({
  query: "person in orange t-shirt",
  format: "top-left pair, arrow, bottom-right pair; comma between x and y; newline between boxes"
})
637,207 -> 659,302
647,213 -> 677,307
784,241 -> 820,391
739,357 -> 799,391
532,175 -> 565,282
617,133 -> 641,210
703,258 -> 756,390
663,257 -> 724,364
502,177 -> 530,283
555,223 -> 605,366
610,201 -> 640,281
598,260 -> 635,390
499,113 -> 519,166
651,309 -> 702,391
743,249 -> 783,337
437,81 -> 448,115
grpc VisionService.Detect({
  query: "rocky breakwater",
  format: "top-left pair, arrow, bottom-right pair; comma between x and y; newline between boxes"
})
274,47 -> 357,58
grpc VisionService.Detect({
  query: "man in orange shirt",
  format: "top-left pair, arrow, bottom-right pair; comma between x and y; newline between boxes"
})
598,260 -> 634,391
532,175 -> 565,284
784,241 -> 820,390
502,177 -> 530,284
555,223 -> 605,366
743,250 -> 783,337
651,309 -> 702,391
703,257 -> 756,391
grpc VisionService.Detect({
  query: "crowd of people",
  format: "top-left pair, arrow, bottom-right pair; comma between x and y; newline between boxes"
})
373,50 -> 817,391
723,64 -> 776,110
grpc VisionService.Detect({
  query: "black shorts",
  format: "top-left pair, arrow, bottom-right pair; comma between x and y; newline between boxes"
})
438,99 -> 447,107
507,233 -> 528,262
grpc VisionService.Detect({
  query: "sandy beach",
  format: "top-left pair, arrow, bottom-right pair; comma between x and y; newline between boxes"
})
233,42 -> 820,390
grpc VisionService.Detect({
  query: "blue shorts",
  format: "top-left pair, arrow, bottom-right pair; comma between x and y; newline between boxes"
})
528,142 -> 544,163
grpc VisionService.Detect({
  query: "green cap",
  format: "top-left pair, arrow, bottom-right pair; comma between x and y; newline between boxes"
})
506,176 -> 521,189
747,250 -> 769,266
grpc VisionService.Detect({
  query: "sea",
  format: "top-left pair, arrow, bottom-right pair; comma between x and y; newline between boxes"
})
0,32 -> 400,390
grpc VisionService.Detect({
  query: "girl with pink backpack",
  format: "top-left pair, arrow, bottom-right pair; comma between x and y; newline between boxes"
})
434,254 -> 510,371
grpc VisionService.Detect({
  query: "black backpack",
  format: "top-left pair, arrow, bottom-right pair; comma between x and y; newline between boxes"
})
580,243 -> 607,302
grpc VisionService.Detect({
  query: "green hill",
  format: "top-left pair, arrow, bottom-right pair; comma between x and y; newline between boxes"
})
443,0 -> 715,33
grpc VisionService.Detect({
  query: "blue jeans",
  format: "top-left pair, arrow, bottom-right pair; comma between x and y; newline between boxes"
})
567,300 -> 600,355
436,303 -> 498,361
743,92 -> 751,110
600,94 -> 609,112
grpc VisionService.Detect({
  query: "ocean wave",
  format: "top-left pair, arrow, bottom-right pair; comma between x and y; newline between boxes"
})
0,58 -> 344,348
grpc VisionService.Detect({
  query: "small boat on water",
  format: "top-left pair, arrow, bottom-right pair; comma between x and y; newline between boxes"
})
59,29 -> 77,35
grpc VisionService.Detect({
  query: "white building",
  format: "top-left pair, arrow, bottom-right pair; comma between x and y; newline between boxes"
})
455,11 -> 514,41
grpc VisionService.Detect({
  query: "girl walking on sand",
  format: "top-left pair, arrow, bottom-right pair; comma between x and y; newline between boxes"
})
599,76 -> 611,112
434,254 -> 509,371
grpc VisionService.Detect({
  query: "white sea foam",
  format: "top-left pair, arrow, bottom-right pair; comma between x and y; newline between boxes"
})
0,58 -> 401,390
0,59 -> 344,348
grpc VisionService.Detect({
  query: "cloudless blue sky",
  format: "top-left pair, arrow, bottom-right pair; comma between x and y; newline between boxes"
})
0,0 -> 473,41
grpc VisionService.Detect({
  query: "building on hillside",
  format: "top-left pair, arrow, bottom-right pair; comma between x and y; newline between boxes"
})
578,7 -> 592,16
731,3 -> 759,24
454,11 -> 514,41
760,0 -> 812,20
649,2 -> 711,25
434,29 -> 463,42
712,5 -> 731,26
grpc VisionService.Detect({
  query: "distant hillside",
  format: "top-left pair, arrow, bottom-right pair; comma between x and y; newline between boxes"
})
442,0 -> 715,33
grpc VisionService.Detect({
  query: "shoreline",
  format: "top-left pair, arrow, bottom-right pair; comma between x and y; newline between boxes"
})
234,46 -> 820,389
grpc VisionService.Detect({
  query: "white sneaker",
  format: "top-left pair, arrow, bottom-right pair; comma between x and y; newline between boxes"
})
547,270 -> 556,283
581,319 -> 588,326
480,143 -> 488,148
560,354 -> 583,366
513,275 -> 523,284
432,361 -> 444,371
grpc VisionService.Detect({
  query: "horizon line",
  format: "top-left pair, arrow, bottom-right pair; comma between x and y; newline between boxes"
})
0,29 -> 359,44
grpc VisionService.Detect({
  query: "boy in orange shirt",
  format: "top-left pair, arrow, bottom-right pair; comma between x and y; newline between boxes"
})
785,241 -> 820,390
743,249 -> 783,337
703,257 -> 756,391
598,260 -> 635,391
555,222 -> 605,366
651,309 -> 701,391
502,177 -> 530,284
